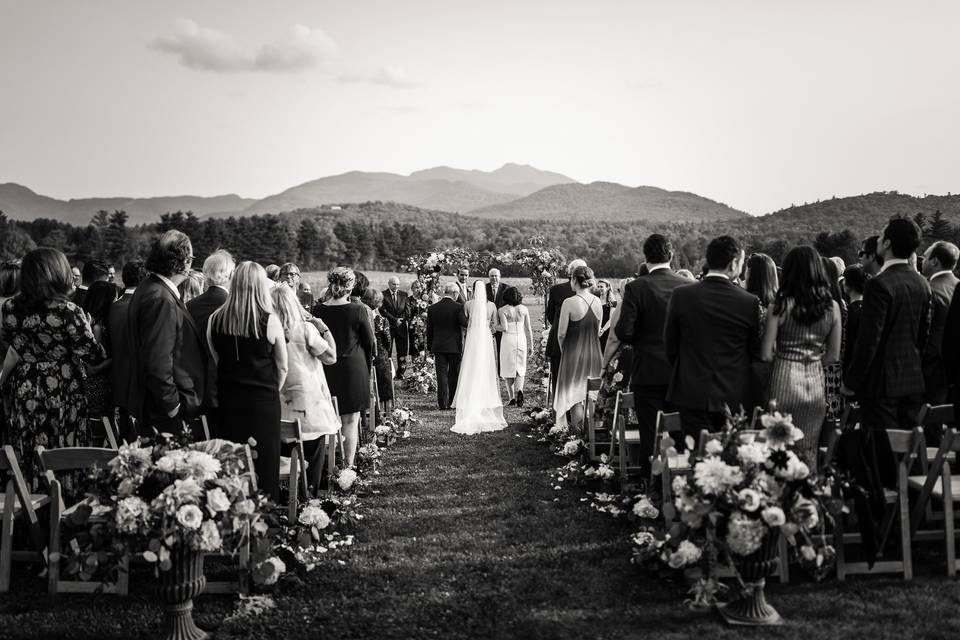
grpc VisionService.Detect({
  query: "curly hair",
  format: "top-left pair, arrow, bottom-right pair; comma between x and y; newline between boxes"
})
327,267 -> 356,300
503,286 -> 523,306
145,230 -> 192,278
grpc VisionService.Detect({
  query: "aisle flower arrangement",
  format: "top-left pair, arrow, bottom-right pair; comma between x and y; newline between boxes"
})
402,354 -> 437,394
375,406 -> 421,446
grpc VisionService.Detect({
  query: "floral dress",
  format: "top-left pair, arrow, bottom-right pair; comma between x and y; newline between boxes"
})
1,297 -> 106,485
372,313 -> 394,402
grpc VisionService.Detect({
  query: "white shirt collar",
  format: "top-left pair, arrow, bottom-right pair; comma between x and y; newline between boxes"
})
155,273 -> 181,300
123,288 -> 136,295
704,272 -> 732,281
931,270 -> 954,281
879,258 -> 910,274
646,262 -> 672,273
212,284 -> 229,292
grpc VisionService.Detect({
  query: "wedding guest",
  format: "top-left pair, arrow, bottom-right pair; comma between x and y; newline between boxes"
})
486,268 -> 507,362
615,234 -> 687,466
498,286 -> 533,407
72,259 -> 110,307
279,263 -> 313,308
272,283 -> 338,490
427,282 -> 468,410
821,256 -> 847,422
315,268 -> 374,469
187,249 -> 235,436
105,260 -> 147,442
178,269 -> 205,303
921,241 -> 959,404
554,265 -> 603,431
127,230 -> 207,432
595,279 -> 617,351
676,269 -> 695,281
0,248 -> 106,484
594,277 -> 636,434
207,262 -> 287,499
381,276 -> 410,378
745,253 -> 779,311
70,266 -> 81,288
843,218 -> 931,488
858,235 -> 883,278
81,281 -> 119,419
761,246 -> 842,467
265,264 -> 281,284
362,287 -> 395,410
0,260 -> 20,350
841,264 -> 867,380
546,259 -> 587,395
664,236 -> 761,440
453,267 -> 471,304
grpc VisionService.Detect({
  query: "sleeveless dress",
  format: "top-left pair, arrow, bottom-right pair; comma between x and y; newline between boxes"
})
212,314 -> 281,501
553,298 -> 603,431
315,302 -> 374,415
499,306 -> 528,379
767,307 -> 835,469
281,321 -> 340,438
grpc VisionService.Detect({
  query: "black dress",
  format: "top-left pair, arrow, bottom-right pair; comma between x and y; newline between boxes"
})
315,302 -> 375,415
211,315 -> 281,501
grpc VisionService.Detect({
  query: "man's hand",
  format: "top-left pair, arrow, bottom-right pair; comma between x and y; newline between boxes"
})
839,384 -> 855,398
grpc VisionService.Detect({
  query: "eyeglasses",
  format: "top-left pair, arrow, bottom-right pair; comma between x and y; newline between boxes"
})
280,271 -> 301,279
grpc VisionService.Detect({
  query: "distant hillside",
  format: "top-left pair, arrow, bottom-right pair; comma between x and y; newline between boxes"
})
410,163 -> 576,196
0,183 -> 255,225
468,182 -> 749,222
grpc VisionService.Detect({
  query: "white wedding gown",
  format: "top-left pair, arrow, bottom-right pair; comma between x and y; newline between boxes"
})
451,281 -> 507,434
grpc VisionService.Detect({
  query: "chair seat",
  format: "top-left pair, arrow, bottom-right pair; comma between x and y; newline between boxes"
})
926,448 -> 956,463
908,475 -> 960,500
0,492 -> 49,514
623,429 -> 642,443
279,456 -> 308,477
667,453 -> 690,470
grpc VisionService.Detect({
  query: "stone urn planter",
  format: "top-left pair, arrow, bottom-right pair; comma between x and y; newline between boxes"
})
156,549 -> 208,640
717,534 -> 783,626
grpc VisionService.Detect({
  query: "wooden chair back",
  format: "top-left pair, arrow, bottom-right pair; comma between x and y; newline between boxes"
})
279,419 -> 309,520
88,417 -> 119,450
0,445 -> 47,552
583,377 -> 604,461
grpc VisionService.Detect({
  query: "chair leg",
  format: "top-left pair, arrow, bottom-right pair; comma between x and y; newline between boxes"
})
326,435 -> 337,495
834,495 -> 846,582
288,454 -> 299,523
900,467 -> 913,580
239,524 -> 250,596
0,482 -> 15,593
48,481 -> 62,595
944,467 -> 955,578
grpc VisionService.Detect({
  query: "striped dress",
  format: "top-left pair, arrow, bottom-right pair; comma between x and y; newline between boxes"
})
767,307 -> 835,468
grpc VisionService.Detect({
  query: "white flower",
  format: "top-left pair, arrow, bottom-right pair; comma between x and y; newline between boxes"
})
155,450 -> 186,474
760,411 -> 804,449
632,497 -> 659,519
338,469 -> 358,491
612,372 -> 624,383
781,454 -> 810,481
761,506 -> 786,527
737,442 -> 768,466
548,423 -> 567,436
253,557 -> 287,586
172,478 -> 204,503
631,531 -> 657,549
693,458 -> 744,495
737,488 -> 762,512
792,497 -> 820,529
299,505 -> 331,529
672,475 -> 688,494
375,425 -> 393,436
667,540 -> 702,568
234,499 -> 256,516
176,504 -> 204,530
198,519 -> 222,551
184,451 -> 221,481
705,439 -> 724,455
206,487 -> 231,513
115,496 -> 148,534
596,464 -> 615,481
562,439 -> 582,457
726,512 -> 766,556
799,544 -> 816,561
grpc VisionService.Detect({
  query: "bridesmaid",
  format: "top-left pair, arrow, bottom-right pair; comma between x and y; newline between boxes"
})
553,265 -> 603,432
497,286 -> 533,407
761,246 -> 841,468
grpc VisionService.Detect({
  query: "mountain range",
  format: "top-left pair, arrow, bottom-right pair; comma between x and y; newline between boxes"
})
0,163 -> 747,225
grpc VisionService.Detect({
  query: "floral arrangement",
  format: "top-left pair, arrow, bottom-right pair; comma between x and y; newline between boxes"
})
630,408 -> 840,602
59,434 -> 280,583
373,406 -> 420,447
500,238 -> 566,298
402,354 -> 437,394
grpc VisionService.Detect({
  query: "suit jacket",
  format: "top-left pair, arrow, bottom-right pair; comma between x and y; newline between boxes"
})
942,282 -> 960,387
664,277 -> 762,412
127,274 -> 207,425
452,281 -> 471,305
381,289 -> 409,331
186,286 -> 228,339
845,264 -> 932,399
545,281 -> 576,358
843,299 -> 863,378
426,298 -> 468,354
615,268 -> 688,387
71,285 -> 88,308
105,292 -> 134,410
486,282 -> 507,310
923,272 -> 958,390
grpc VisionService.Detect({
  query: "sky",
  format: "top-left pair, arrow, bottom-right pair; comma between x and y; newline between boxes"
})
0,0 -> 958,215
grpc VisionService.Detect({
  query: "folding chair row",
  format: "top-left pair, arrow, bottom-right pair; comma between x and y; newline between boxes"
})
0,445 -> 49,592
582,377 -> 604,461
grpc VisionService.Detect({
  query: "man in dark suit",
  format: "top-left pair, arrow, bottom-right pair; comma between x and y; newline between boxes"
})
858,235 -> 883,278
426,283 -> 468,409
615,234 -> 687,465
382,276 -> 410,377
186,249 -> 235,437
842,218 -> 932,485
545,259 -> 587,394
485,268 -> 508,363
920,241 -> 959,405
128,230 -> 208,433
453,267 -> 471,305
72,260 -> 110,307
664,236 -> 760,441
104,260 -> 147,443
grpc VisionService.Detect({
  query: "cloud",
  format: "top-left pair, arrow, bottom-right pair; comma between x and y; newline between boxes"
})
338,65 -> 420,89
151,19 -> 337,72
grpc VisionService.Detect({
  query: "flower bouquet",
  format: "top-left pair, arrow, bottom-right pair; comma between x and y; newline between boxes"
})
252,497 -> 355,579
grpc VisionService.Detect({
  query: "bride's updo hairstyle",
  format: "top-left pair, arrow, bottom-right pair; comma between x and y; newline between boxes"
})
327,267 -> 356,300
571,265 -> 596,290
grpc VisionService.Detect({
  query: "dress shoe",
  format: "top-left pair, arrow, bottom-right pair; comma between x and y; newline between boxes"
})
516,390 -> 524,407
507,398 -> 516,406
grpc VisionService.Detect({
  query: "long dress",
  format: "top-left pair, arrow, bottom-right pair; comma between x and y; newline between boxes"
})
280,321 -> 340,438
2,297 -> 105,486
315,302 -> 375,415
823,302 -> 848,423
553,298 -> 603,431
498,306 -> 528,379
84,320 -> 112,418
452,282 -> 507,434
767,308 -> 835,468
212,315 -> 282,501
372,312 -> 394,402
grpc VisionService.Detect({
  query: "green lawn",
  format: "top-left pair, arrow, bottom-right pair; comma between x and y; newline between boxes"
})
4,389 -> 960,638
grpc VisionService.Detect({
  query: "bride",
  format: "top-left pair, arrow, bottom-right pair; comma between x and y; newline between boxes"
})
451,280 -> 507,434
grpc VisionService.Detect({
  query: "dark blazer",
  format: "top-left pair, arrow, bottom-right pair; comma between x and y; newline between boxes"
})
664,276 -> 762,412
426,298 -> 468,354
485,282 -> 507,309
186,286 -> 228,339
71,285 -> 88,308
127,274 -> 207,425
105,292 -> 134,410
381,289 -> 409,328
545,281 -> 576,359
843,299 -> 863,378
615,268 -> 689,387
923,272 -> 958,392
942,281 -> 960,388
845,264 -> 932,399
452,281 -> 471,305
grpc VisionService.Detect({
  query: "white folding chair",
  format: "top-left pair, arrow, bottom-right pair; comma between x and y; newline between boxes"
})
0,445 -> 49,592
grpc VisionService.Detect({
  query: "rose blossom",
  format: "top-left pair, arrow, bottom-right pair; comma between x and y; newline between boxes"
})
176,504 -> 204,530
206,487 -> 231,513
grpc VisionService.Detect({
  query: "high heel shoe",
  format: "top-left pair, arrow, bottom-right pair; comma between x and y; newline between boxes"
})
507,398 -> 517,406
516,390 -> 524,407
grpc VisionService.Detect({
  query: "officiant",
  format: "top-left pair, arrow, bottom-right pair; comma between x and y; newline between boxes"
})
381,276 -> 410,378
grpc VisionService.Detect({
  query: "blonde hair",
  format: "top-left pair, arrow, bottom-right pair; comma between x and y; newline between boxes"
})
178,270 -> 205,303
327,267 -> 355,299
271,283 -> 308,333
203,249 -> 235,287
210,261 -> 273,338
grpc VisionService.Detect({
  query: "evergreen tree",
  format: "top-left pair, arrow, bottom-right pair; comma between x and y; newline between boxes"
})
928,209 -> 952,241
104,210 -> 132,266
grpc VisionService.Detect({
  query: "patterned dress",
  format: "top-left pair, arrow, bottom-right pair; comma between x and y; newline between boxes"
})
823,302 -> 848,423
1,297 -> 106,485
372,312 -> 394,402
